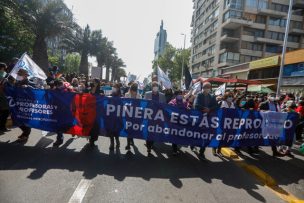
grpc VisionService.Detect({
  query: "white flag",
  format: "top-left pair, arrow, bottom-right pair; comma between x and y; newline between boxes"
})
157,66 -> 172,89
9,53 -> 47,80
191,82 -> 201,95
214,83 -> 226,96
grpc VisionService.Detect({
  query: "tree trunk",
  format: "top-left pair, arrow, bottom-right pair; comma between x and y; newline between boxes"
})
105,66 -> 110,82
111,67 -> 116,82
33,35 -> 49,73
79,51 -> 88,76
97,61 -> 103,80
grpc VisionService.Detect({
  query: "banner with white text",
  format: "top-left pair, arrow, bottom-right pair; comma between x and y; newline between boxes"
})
4,86 -> 298,147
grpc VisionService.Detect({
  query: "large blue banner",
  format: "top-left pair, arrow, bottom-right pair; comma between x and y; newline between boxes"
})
5,86 -> 298,147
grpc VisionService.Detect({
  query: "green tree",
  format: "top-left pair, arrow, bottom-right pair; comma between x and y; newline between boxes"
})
0,1 -> 35,63
153,42 -> 191,86
9,0 -> 76,72
104,41 -> 117,82
152,43 -> 176,74
114,67 -> 127,82
171,48 -> 191,83
90,30 -> 107,78
48,53 -> 60,67
78,25 -> 91,75
110,56 -> 125,82
64,53 -> 80,73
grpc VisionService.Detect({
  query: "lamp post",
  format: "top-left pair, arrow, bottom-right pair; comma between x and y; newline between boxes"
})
181,33 -> 186,89
276,0 -> 294,96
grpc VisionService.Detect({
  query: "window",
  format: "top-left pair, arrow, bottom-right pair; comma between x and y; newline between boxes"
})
288,35 -> 300,43
225,0 -> 242,9
246,0 -> 257,8
201,57 -> 215,68
240,55 -> 260,63
270,3 -> 288,12
223,10 -> 242,22
266,31 -> 284,41
241,41 -> 263,51
243,28 -> 264,37
269,17 -> 286,27
258,0 -> 268,9
256,15 -> 266,24
204,45 -> 216,55
266,45 -> 282,53
292,21 -> 302,29
219,52 -> 240,63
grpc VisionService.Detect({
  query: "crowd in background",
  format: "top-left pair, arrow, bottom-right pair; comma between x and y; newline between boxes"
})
0,60 -> 303,159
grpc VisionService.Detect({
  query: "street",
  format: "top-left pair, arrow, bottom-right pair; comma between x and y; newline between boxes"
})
0,128 -> 303,203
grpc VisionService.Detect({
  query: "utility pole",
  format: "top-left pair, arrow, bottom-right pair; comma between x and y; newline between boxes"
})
276,0 -> 293,96
181,33 -> 186,89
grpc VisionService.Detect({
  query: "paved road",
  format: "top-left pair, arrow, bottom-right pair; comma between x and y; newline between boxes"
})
0,128 -> 303,203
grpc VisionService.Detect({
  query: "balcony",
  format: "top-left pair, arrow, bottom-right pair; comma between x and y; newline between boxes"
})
293,0 -> 304,9
257,8 -> 286,17
290,28 -> 304,34
220,34 -> 239,42
218,60 -> 240,68
240,49 -> 262,57
255,37 -> 282,45
222,17 -> 253,29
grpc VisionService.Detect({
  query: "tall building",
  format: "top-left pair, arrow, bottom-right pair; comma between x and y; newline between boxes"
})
190,0 -> 304,79
154,20 -> 167,60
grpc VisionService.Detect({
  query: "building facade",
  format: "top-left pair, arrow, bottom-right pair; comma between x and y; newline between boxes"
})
190,0 -> 304,79
247,49 -> 304,95
154,20 -> 167,60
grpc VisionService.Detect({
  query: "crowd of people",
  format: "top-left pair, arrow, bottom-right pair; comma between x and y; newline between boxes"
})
0,61 -> 303,160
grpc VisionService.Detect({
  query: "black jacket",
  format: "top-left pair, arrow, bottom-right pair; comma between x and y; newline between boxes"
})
259,101 -> 279,112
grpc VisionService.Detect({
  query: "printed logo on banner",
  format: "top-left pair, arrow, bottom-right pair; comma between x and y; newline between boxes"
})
6,96 -> 16,107
4,86 -> 298,147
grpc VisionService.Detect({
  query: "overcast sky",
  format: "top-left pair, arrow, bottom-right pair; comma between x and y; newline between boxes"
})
64,0 -> 193,80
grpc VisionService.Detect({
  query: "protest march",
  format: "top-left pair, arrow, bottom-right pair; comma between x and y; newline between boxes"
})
0,53 -> 303,159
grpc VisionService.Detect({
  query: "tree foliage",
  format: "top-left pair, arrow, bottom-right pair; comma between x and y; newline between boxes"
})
64,53 -> 81,73
153,42 -> 191,86
0,1 -> 35,63
0,0 -> 125,79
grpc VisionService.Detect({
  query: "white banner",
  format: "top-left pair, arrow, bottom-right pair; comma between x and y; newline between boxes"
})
9,53 -> 47,80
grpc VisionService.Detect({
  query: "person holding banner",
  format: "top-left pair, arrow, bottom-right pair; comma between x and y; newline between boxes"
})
109,83 -> 122,151
124,83 -> 142,150
144,81 -> 166,154
53,80 -> 67,147
193,82 -> 217,159
169,90 -> 190,155
14,69 -> 36,142
215,92 -> 236,155
88,78 -> 103,147
259,93 -> 284,157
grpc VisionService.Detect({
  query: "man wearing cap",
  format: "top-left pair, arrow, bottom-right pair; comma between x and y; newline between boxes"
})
193,82 -> 217,159
144,81 -> 166,154
259,93 -> 284,157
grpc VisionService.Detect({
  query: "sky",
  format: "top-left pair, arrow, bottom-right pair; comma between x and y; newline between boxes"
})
64,0 -> 193,80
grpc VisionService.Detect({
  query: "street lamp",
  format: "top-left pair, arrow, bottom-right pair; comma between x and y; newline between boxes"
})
276,0 -> 293,96
181,33 -> 186,89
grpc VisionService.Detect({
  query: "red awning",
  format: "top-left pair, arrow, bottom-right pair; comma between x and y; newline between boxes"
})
192,77 -> 261,85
